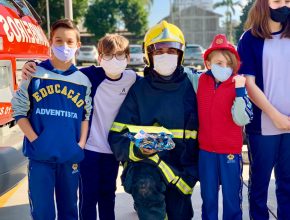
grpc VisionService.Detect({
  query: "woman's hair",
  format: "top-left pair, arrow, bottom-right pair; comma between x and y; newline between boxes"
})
207,50 -> 240,74
245,0 -> 290,39
97,34 -> 129,55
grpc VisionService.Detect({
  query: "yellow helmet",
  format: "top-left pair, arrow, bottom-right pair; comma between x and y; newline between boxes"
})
143,20 -> 185,67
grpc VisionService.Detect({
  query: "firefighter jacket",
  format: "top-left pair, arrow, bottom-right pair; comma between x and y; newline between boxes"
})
108,66 -> 199,195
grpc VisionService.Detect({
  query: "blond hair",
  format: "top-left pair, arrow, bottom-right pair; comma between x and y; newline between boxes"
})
97,34 -> 130,55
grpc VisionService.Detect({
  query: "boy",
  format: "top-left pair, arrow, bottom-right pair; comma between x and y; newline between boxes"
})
108,20 -> 199,220
187,34 -> 253,219
11,19 -> 92,220
79,34 -> 139,220
21,34 -> 139,220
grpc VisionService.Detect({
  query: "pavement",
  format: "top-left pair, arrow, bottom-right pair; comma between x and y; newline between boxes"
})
0,163 -> 277,220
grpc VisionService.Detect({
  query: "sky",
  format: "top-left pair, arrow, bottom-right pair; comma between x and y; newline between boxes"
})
148,0 -> 248,28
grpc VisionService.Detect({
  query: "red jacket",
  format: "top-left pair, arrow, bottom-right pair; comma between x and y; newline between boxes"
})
197,73 -> 243,154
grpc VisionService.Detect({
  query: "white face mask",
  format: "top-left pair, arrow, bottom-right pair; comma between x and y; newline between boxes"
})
153,54 -> 178,76
100,57 -> 127,77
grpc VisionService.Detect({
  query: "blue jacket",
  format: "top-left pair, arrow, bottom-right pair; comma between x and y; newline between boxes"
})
12,60 -> 92,163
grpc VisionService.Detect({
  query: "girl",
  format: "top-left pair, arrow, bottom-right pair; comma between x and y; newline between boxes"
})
238,0 -> 290,219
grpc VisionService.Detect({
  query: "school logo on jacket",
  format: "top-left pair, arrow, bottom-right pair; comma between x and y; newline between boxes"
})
120,88 -> 127,95
72,164 -> 79,174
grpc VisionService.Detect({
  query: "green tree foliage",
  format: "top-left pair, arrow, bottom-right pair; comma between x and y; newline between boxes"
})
84,0 -> 149,40
27,0 -> 88,33
213,0 -> 242,43
235,0 -> 254,41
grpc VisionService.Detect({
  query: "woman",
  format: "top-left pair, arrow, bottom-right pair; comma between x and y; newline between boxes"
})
238,1 -> 290,219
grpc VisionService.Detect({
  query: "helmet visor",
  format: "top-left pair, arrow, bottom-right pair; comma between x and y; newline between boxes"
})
147,42 -> 184,54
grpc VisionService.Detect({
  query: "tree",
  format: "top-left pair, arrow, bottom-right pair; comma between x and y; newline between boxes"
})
213,0 -> 242,43
84,0 -> 149,40
235,0 -> 254,41
27,0 -> 88,33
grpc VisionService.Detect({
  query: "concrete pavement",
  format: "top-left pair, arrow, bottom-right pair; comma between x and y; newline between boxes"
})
0,164 -> 278,220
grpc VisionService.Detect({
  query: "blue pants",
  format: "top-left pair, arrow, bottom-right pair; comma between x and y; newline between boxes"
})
28,159 -> 79,220
79,150 -> 119,220
248,133 -> 290,220
198,150 -> 243,220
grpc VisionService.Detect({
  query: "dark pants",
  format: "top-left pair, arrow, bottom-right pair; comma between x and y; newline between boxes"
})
79,149 -> 119,220
28,160 -> 79,220
248,133 -> 290,220
198,150 -> 243,220
123,163 -> 193,220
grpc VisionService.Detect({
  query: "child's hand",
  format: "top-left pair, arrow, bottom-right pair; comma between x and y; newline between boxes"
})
140,148 -> 157,155
78,141 -> 86,149
233,75 -> 246,88
22,62 -> 36,80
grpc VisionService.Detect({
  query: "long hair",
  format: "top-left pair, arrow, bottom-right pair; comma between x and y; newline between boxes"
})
245,0 -> 290,39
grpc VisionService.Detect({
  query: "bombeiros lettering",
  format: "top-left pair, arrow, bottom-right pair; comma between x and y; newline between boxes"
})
0,15 -> 49,46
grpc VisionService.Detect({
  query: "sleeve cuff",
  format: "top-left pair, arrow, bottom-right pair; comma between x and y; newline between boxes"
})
235,87 -> 246,97
14,115 -> 27,122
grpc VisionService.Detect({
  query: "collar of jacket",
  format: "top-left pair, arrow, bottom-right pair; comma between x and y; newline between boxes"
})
38,59 -> 78,76
144,66 -> 187,91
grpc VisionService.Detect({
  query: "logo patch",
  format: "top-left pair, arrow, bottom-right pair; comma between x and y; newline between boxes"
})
227,154 -> 235,164
120,88 -> 127,95
72,163 -> 79,174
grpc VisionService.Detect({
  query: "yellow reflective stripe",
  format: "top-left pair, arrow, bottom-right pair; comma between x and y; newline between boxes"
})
149,154 -> 159,163
170,129 -> 184,138
129,142 -> 143,162
176,178 -> 193,195
110,122 -> 127,132
185,130 -> 197,139
169,129 -> 197,139
149,155 -> 193,195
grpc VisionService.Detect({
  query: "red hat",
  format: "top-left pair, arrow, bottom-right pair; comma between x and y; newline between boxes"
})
204,34 -> 240,69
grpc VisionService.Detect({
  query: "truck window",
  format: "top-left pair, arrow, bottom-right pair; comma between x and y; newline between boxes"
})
0,0 -> 17,10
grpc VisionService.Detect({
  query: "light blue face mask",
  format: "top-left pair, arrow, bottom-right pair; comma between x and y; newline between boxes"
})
211,64 -> 233,82
51,45 -> 77,62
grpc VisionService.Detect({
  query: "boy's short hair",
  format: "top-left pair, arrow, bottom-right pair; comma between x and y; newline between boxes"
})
207,50 -> 240,74
97,34 -> 129,55
50,19 -> 80,41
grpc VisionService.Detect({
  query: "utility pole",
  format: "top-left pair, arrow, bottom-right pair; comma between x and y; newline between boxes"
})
64,0 -> 73,20
46,0 -> 50,37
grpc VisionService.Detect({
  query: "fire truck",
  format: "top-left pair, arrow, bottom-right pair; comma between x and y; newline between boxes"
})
0,0 -> 49,196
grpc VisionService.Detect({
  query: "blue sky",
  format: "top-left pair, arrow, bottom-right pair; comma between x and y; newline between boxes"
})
148,0 -> 247,27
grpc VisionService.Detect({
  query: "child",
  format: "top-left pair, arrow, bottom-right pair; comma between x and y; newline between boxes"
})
108,21 -> 199,220
11,19 -> 92,220
78,34 -> 139,220
21,34 -> 140,220
187,34 -> 253,220
238,1 -> 290,219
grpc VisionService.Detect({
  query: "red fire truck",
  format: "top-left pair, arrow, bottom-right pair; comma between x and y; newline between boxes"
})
0,0 -> 49,196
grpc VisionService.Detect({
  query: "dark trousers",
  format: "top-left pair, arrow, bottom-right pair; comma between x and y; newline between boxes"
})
248,133 -> 290,220
123,163 -> 193,220
28,160 -> 79,220
79,149 -> 119,220
198,150 -> 243,220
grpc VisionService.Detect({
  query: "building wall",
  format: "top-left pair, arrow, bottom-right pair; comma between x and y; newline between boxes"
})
167,5 -> 222,48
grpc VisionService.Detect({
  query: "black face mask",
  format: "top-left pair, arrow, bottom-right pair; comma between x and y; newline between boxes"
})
270,6 -> 290,23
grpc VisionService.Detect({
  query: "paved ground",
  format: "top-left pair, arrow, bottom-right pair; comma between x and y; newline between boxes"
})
0,164 -> 277,220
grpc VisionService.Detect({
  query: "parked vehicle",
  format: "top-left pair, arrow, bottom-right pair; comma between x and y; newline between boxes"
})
128,44 -> 144,71
183,44 -> 205,70
0,0 -> 49,196
76,45 -> 98,66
